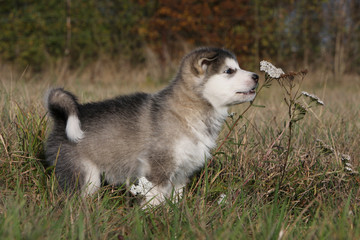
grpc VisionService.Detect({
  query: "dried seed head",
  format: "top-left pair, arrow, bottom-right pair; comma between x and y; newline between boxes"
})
300,69 -> 308,75
316,139 -> 334,154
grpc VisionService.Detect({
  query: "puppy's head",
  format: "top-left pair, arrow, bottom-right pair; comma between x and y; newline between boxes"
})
180,47 -> 258,110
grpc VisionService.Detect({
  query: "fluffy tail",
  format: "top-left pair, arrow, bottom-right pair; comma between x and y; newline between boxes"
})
46,88 -> 84,142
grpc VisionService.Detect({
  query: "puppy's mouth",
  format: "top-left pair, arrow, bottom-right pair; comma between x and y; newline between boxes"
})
236,86 -> 257,95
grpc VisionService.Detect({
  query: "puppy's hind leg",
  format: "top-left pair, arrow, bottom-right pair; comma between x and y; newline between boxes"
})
81,159 -> 101,196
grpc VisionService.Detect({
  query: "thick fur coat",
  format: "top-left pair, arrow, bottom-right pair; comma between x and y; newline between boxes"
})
45,47 -> 259,205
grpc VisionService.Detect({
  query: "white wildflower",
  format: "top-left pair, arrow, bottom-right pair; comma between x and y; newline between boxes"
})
130,177 -> 153,196
342,154 -> 355,173
260,60 -> 285,79
344,166 -> 354,172
341,154 -> 351,162
317,140 -> 356,174
217,193 -> 227,205
344,162 -> 353,168
301,91 -> 325,106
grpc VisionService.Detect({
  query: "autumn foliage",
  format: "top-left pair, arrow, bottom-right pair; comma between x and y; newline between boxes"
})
145,0 -> 253,61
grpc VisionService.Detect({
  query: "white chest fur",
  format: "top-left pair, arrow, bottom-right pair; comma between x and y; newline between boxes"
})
172,109 -> 227,185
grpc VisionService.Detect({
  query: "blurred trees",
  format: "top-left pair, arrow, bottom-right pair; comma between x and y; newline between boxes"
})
0,0 -> 148,70
145,0 -> 253,63
0,0 -> 359,74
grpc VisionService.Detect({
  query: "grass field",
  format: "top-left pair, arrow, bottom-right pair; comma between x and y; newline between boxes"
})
1,62 -> 360,239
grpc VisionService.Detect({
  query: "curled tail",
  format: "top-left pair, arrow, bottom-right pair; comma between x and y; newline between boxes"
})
46,88 -> 84,142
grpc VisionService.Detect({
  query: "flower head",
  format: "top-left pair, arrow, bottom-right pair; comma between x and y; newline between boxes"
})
301,91 -> 325,106
217,193 -> 227,205
341,154 -> 354,173
129,177 -> 153,195
260,60 -> 285,79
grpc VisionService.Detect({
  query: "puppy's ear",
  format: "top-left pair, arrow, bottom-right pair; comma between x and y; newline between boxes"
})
194,53 -> 219,75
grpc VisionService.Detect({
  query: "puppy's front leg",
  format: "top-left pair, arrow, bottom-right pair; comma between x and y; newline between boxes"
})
143,182 -> 185,207
143,184 -> 168,207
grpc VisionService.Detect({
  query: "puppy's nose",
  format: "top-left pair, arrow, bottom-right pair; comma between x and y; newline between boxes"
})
252,73 -> 259,83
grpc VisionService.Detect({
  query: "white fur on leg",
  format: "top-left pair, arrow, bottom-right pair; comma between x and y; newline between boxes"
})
66,115 -> 84,142
129,177 -> 185,207
173,185 -> 185,202
143,185 -> 167,207
82,160 -> 101,196
129,177 -> 167,207
144,184 -> 184,207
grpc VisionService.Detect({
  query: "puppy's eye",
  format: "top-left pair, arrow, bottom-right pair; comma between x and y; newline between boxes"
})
224,68 -> 236,74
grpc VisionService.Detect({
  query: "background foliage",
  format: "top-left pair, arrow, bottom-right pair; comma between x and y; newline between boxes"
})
0,0 -> 359,73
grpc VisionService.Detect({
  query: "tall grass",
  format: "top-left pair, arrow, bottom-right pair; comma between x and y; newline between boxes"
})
0,62 -> 359,239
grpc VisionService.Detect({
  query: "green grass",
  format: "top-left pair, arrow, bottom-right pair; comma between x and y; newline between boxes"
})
1,69 -> 360,239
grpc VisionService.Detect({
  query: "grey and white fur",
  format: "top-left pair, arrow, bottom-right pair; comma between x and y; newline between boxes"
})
45,47 -> 259,206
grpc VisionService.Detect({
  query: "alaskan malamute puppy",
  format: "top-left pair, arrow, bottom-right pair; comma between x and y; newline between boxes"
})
45,47 -> 259,205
